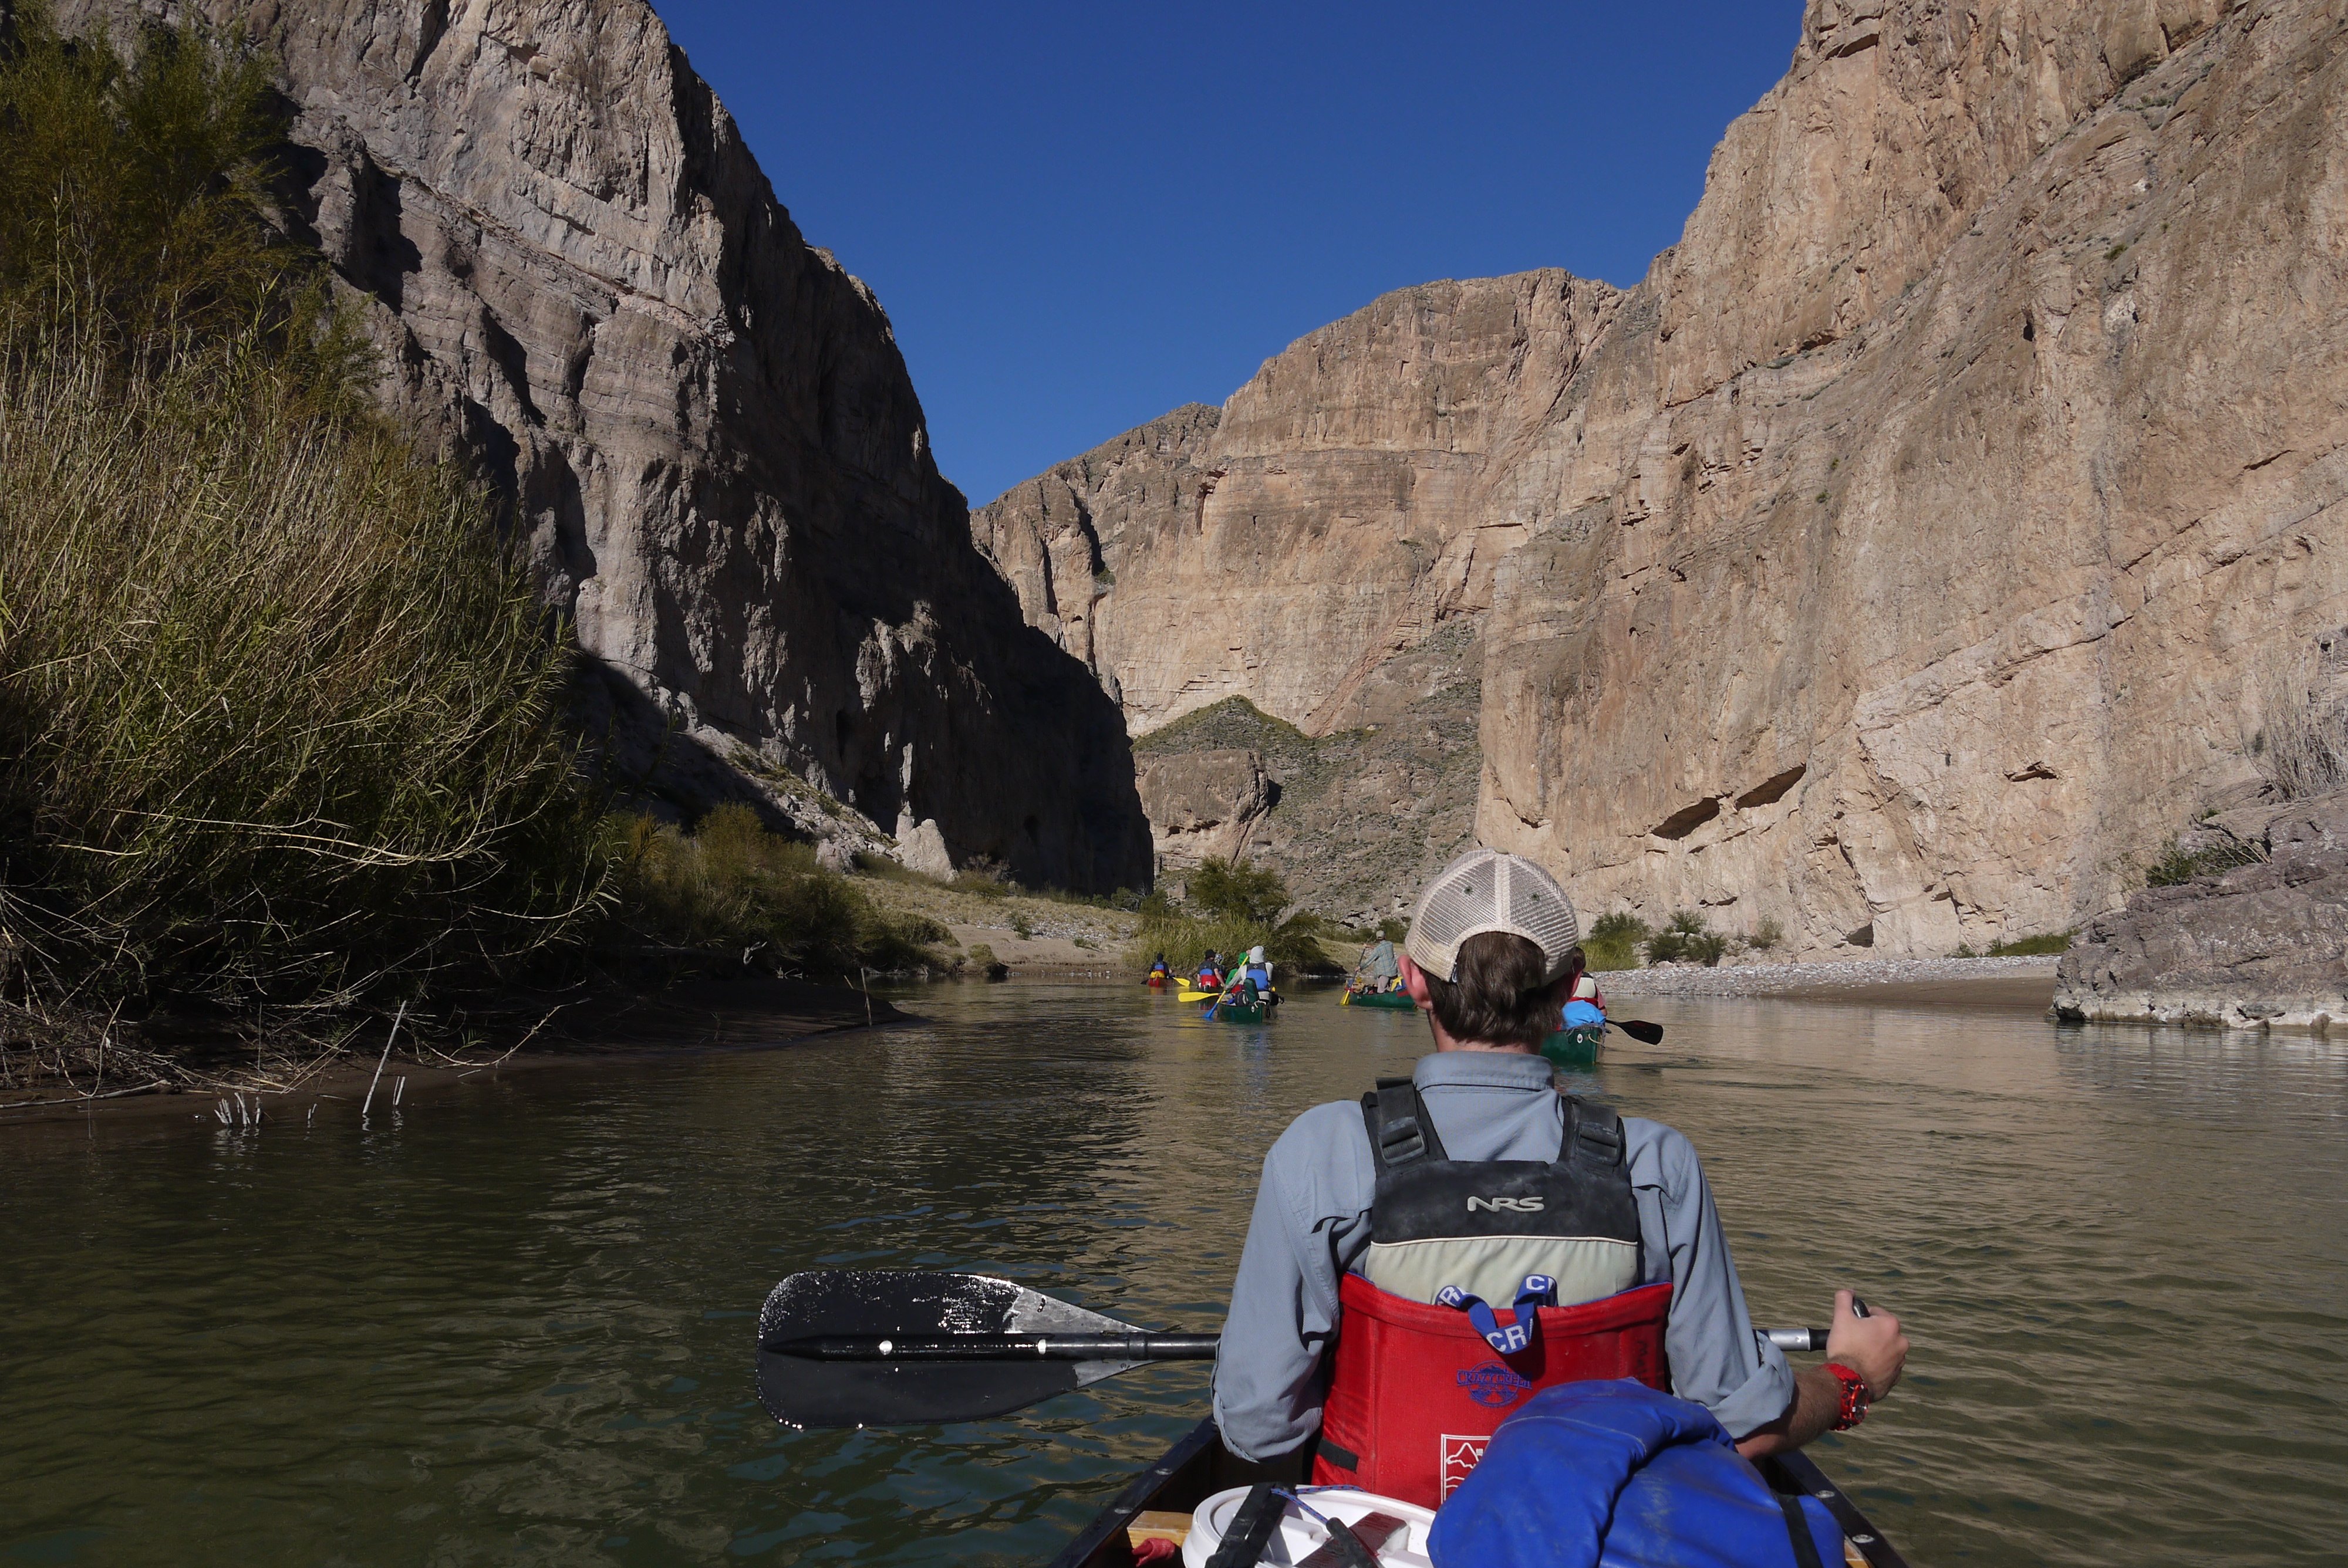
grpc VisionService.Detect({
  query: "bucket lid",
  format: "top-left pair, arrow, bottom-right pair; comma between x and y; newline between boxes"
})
1181,1485 -> 1435,1568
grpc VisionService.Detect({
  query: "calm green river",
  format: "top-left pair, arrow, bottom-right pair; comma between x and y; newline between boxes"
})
4,981 -> 2344,1566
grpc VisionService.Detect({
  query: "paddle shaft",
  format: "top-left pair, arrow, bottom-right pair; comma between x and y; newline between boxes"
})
1767,1297 -> 1870,1353
764,1332 -> 1220,1362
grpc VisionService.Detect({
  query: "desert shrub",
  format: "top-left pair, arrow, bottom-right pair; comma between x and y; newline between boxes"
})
1748,916 -> 1784,952
616,805 -> 947,979
2145,836 -> 2264,888
0,4 -> 368,398
1187,857 -> 1290,924
1646,910 -> 1727,967
1010,910 -> 1034,940
1987,930 -> 2077,958
965,942 -> 999,972
1583,911 -> 1649,972
1376,915 -> 1408,944
2253,648 -> 2348,800
1125,909 -> 1337,978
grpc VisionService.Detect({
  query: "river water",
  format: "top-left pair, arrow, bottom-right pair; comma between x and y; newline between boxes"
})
4,981 -> 2344,1566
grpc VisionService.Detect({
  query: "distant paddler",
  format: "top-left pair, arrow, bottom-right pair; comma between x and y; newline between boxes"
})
1347,935 -> 1402,1001
1146,953 -> 1172,988
1211,945 -> 1277,1014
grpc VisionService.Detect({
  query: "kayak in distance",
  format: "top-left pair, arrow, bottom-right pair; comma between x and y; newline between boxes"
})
1046,1418 -> 1910,1568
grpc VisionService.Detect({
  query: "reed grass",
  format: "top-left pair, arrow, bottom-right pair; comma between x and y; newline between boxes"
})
614,805 -> 952,981
0,344 -> 613,1015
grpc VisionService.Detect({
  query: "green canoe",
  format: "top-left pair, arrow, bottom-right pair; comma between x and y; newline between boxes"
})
1542,1023 -> 1604,1069
1207,1000 -> 1270,1024
1340,988 -> 1415,1011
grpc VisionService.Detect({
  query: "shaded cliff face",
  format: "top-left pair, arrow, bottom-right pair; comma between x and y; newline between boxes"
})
981,0 -> 2348,947
73,0 -> 1150,891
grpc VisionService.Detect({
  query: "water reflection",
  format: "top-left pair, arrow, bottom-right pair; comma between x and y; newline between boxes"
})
1,981 -> 2342,1566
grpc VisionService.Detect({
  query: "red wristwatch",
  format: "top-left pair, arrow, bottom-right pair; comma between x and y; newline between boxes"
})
1823,1363 -> 1871,1430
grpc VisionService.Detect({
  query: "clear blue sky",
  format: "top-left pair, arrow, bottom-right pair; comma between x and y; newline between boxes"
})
652,1 -> 1804,508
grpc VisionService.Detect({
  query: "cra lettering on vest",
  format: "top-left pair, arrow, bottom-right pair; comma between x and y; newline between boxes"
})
1312,1079 -> 1673,1508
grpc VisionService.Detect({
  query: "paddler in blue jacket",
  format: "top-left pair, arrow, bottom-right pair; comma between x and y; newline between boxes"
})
1211,849 -> 1908,1504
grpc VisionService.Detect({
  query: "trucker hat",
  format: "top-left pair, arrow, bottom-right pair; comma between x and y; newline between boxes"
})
1402,847 -> 1581,984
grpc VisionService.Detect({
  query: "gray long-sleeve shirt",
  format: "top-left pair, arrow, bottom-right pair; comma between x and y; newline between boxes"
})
1211,1050 -> 1793,1460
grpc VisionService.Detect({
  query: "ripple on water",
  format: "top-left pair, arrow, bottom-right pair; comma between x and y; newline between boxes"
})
1,982 -> 2343,1566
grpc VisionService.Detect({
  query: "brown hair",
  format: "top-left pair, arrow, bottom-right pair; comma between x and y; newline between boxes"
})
1422,931 -> 1576,1047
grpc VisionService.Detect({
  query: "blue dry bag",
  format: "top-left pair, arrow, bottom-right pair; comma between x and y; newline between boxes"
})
1428,1380 -> 1842,1568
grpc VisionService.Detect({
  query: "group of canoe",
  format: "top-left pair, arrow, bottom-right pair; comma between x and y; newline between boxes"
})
1146,949 -> 1277,1024
1142,941 -> 1606,1066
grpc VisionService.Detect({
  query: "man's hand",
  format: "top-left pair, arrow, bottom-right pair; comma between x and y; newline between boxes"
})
1824,1289 -> 1908,1399
1735,1292 -> 1910,1459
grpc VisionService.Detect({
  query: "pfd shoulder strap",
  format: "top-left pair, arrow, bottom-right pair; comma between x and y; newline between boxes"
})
1557,1094 -> 1627,1175
1361,1077 -> 1450,1171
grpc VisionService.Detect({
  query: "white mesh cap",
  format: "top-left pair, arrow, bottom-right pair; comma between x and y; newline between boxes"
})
1402,848 -> 1581,984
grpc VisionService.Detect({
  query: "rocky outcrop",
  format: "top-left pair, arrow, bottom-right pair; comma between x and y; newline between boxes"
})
71,0 -> 1150,891
980,0 -> 2348,940
1129,620 -> 1485,924
1136,749 -> 1274,870
2056,790 -> 2348,1030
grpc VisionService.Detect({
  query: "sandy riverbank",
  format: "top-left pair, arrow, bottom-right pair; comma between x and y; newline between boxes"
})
1599,955 -> 2059,1013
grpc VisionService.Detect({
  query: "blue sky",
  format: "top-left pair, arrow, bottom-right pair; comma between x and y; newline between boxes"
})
653,2 -> 1805,508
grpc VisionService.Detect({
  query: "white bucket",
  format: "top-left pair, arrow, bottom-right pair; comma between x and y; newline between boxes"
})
1181,1485 -> 1436,1568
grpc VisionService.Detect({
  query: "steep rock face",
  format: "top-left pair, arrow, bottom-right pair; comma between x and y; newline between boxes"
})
2055,789 -> 2348,1030
974,273 -> 1624,734
74,0 -> 1151,890
981,0 -> 2348,944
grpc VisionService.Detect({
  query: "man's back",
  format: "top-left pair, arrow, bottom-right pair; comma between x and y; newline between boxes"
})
1211,1051 -> 1794,1462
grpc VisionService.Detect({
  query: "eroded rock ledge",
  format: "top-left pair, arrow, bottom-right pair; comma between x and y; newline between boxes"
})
2056,792 -> 2348,1032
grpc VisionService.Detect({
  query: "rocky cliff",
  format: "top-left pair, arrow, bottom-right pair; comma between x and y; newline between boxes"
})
68,0 -> 1151,891
2056,787 -> 2348,1029
979,0 -> 2348,945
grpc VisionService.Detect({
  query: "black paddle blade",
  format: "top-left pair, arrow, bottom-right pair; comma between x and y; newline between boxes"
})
756,1269 -> 1150,1428
1611,1018 -> 1665,1045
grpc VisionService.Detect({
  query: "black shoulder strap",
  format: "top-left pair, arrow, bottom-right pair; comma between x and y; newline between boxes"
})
1777,1493 -> 1827,1568
1557,1095 -> 1626,1175
1361,1077 -> 1450,1171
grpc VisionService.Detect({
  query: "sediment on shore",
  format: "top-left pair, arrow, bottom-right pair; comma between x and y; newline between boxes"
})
1601,957 -> 2059,1012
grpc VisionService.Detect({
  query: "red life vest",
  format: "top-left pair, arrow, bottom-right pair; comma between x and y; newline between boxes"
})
1309,1078 -> 1673,1508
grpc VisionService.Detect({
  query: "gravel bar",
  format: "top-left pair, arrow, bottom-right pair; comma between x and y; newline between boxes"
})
1596,955 -> 2059,998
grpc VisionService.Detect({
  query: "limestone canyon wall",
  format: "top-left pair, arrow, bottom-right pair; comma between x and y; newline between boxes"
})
69,0 -> 1152,891
980,0 -> 2348,949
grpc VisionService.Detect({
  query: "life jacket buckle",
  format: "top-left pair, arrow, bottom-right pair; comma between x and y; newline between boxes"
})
1377,1117 -> 1428,1165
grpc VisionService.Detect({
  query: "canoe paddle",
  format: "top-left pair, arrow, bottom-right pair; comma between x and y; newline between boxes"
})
755,1269 -> 1217,1428
755,1269 -> 1854,1429
1766,1295 -> 1870,1353
1607,1018 -> 1665,1045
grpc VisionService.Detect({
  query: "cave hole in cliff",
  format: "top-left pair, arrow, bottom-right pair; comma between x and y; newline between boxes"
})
835,709 -> 855,762
1735,765 -> 1807,810
1844,922 -> 1875,948
2023,312 -> 2036,342
1651,797 -> 1723,841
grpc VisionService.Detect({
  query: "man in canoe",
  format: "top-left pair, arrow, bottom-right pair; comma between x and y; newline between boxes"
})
1213,848 -> 1907,1505
1351,936 -> 1402,996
